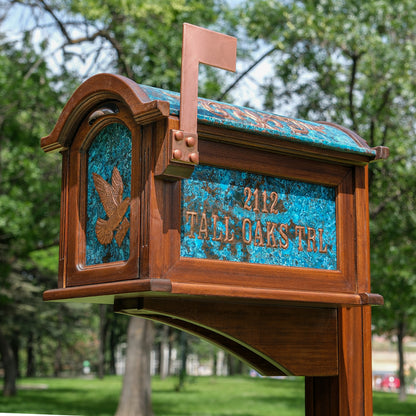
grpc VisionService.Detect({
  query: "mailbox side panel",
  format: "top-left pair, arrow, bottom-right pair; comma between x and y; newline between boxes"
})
155,132 -> 364,302
63,104 -> 141,287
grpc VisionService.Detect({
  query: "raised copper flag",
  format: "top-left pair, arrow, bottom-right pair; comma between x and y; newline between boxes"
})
92,167 -> 130,247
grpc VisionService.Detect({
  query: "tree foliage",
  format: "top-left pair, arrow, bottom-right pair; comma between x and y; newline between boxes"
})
1,0 -> 237,406
12,0 -> 235,94
240,0 -> 416,399
0,32 -> 91,395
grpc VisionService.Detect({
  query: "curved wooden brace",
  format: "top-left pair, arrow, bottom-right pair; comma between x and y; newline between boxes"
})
114,296 -> 338,377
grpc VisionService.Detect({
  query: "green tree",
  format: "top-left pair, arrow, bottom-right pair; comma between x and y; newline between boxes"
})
0,34 -> 82,394
3,0 -> 236,412
240,0 -> 416,400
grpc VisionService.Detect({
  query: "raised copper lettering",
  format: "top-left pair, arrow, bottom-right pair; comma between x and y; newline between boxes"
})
307,227 -> 317,252
279,223 -> 289,249
269,192 -> 279,214
184,189 -> 333,260
295,225 -> 306,251
266,222 -> 278,248
243,187 -> 252,211
318,228 -> 328,253
242,218 -> 252,244
262,190 -> 269,213
243,187 -> 285,214
253,220 -> 264,246
253,189 -> 260,213
185,211 -> 197,238
212,214 -> 223,241
224,216 -> 235,242
198,212 -> 209,240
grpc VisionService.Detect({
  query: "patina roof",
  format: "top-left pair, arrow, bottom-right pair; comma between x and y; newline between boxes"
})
42,74 -> 387,161
140,84 -> 377,159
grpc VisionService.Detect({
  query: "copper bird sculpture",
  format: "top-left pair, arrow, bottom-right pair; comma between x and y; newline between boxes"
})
92,167 -> 130,247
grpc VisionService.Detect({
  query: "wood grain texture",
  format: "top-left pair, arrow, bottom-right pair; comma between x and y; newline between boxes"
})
63,105 -> 140,287
305,306 -> 374,415
115,297 -> 338,377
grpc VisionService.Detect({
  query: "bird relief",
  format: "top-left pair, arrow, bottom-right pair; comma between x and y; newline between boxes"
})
92,167 -> 130,247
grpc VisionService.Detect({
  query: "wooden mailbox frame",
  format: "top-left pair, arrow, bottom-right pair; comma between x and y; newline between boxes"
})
43,74 -> 381,308
42,72 -> 387,415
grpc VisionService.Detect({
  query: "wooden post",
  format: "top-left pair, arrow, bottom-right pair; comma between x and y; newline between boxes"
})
305,306 -> 373,415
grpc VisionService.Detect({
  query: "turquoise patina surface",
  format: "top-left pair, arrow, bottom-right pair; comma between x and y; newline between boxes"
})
140,84 -> 375,158
181,165 -> 337,269
86,123 -> 131,265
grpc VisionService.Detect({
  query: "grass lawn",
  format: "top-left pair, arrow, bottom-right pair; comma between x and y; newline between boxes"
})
0,376 -> 415,415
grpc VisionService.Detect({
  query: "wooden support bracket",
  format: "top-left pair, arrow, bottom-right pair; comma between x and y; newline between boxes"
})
114,296 -> 338,377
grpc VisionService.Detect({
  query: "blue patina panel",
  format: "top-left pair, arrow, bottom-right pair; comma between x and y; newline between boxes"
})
86,123 -> 131,266
181,165 -> 337,269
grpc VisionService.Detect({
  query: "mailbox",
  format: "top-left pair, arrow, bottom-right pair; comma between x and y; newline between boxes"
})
42,72 -> 386,307
42,24 -> 389,416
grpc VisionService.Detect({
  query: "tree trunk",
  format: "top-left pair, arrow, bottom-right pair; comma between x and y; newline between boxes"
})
216,350 -> 226,376
53,336 -> 63,377
115,317 -> 154,416
26,331 -> 35,377
397,320 -> 406,401
109,319 -> 117,375
227,353 -> 239,375
0,328 -> 17,396
177,331 -> 188,391
98,304 -> 107,379
11,335 -> 20,378
159,325 -> 169,380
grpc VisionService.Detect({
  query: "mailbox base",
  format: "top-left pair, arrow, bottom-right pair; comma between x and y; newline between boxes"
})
114,297 -> 374,415
43,278 -> 383,307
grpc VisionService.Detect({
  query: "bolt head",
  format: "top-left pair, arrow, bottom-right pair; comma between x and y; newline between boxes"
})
189,152 -> 199,164
185,136 -> 196,147
173,149 -> 183,160
174,131 -> 184,141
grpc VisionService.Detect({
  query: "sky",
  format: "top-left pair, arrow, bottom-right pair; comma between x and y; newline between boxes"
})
0,1 -> 276,111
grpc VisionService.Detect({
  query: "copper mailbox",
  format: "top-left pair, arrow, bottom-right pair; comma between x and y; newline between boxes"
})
42,73 -> 386,308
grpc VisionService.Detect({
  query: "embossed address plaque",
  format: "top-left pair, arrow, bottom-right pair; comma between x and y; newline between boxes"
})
181,165 -> 337,270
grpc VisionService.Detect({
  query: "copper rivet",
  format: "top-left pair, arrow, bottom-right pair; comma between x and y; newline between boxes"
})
189,152 -> 199,163
185,136 -> 196,147
174,131 -> 184,141
173,149 -> 183,160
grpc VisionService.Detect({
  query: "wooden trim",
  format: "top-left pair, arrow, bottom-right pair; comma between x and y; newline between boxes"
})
362,306 -> 374,415
355,166 -> 371,293
43,279 -> 172,303
336,169 -> 356,289
64,103 -> 141,287
305,376 -> 339,416
199,137 -> 350,186
156,139 -> 361,297
58,150 -> 70,288
170,282 -> 381,306
198,124 -> 373,166
166,258 -> 352,294
41,74 -> 169,153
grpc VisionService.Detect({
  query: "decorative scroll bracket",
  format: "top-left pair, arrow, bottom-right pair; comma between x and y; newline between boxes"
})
157,23 -> 237,180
